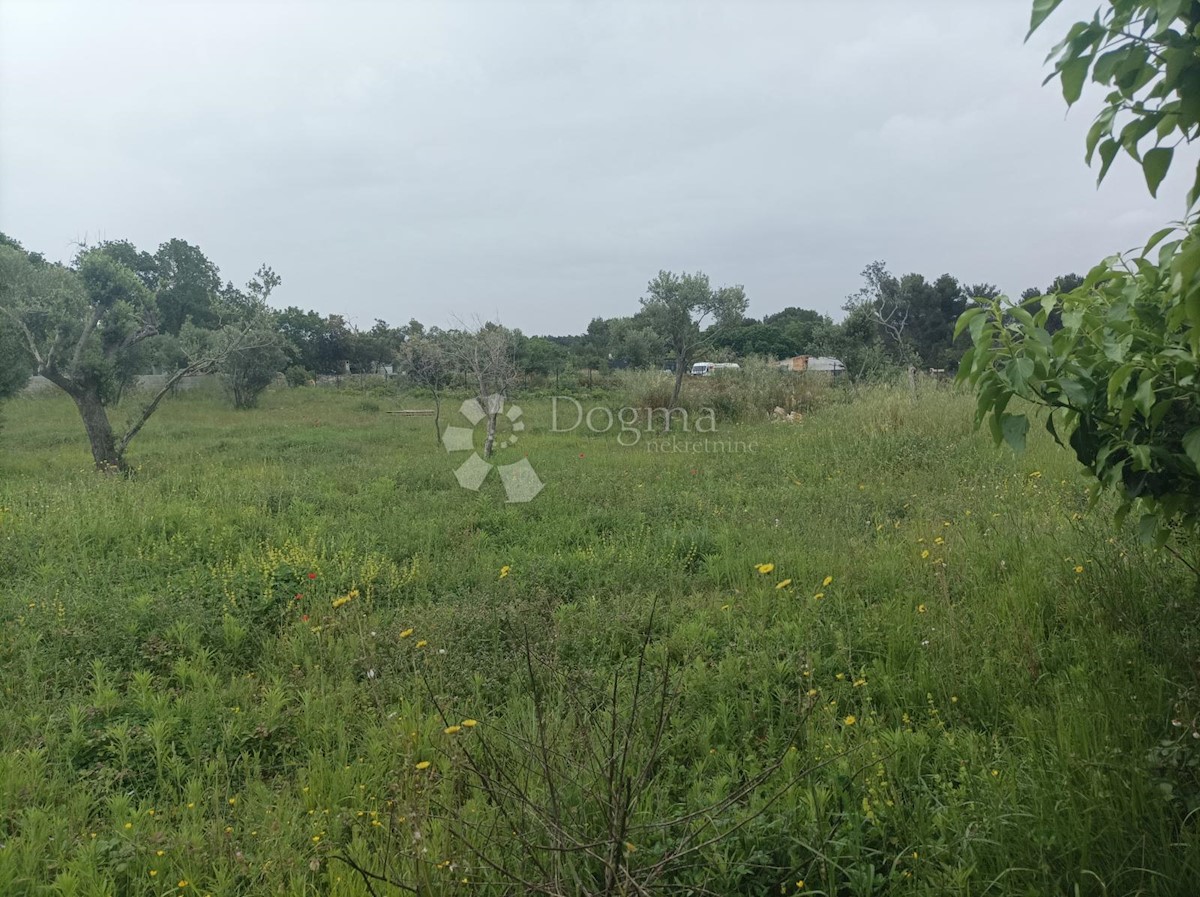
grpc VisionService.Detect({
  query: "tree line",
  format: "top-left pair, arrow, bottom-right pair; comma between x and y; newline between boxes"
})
0,231 -> 1083,469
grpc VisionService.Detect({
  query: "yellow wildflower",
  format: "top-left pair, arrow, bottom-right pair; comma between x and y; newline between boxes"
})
178,881 -> 188,889
1074,565 -> 1084,574
917,604 -> 926,614
400,628 -> 414,639
755,563 -> 775,574
415,761 -> 431,770
461,719 -> 478,728
416,640 -> 428,648
775,579 -> 792,589
149,870 -> 158,878
444,725 -> 462,735
921,550 -> 930,559
934,537 -> 945,545
853,678 -> 866,687
843,715 -> 857,726
499,565 -> 511,579
813,592 -> 824,600
822,575 -> 833,587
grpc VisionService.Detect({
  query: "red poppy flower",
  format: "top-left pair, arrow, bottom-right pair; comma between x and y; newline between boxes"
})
295,593 -> 303,601
307,572 -> 317,580
301,614 -> 310,622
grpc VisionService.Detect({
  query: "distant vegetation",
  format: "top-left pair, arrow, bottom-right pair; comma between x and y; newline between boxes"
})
0,226 -> 1086,470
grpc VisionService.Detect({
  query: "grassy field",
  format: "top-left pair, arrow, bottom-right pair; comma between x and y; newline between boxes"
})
1,381 -> 1199,896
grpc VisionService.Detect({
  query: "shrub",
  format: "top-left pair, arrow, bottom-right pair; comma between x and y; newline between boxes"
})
283,365 -> 315,387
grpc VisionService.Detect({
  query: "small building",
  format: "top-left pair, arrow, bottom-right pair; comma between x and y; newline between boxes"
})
777,355 -> 845,375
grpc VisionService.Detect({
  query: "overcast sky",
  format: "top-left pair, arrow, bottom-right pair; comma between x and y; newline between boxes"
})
0,0 -> 1192,334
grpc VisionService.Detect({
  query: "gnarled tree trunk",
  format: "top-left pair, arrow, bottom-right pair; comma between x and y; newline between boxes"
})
67,383 -> 125,471
40,367 -> 126,471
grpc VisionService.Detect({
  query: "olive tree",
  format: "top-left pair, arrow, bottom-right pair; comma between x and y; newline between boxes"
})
218,266 -> 288,409
401,330 -> 451,446
450,322 -> 520,459
639,271 -> 748,406
960,0 -> 1200,542
0,241 -> 267,471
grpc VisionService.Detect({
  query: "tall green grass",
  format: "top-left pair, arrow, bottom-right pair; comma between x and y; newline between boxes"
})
0,382 -> 1197,895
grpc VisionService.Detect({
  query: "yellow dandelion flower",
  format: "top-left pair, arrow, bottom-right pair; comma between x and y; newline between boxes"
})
920,550 -> 930,559
835,672 -> 845,681
775,579 -> 792,589
444,725 -> 462,735
843,715 -> 857,726
796,881 -> 805,890
755,563 -> 775,574
499,565 -> 511,579
416,640 -> 428,648
934,537 -> 945,545
312,834 -> 321,843
228,797 -> 237,805
853,678 -> 866,687
806,689 -> 818,697
149,870 -> 158,878
822,575 -> 833,587
917,604 -> 927,614
400,628 -> 414,638
461,719 -> 478,727
178,881 -> 188,889
156,850 -> 165,857
415,760 -> 431,770
124,822 -> 133,830
951,695 -> 959,703
1074,565 -> 1084,574
332,593 -> 353,609
991,769 -> 999,777
813,592 -> 824,600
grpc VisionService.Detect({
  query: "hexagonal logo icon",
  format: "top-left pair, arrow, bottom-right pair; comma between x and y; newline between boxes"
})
443,395 -> 544,503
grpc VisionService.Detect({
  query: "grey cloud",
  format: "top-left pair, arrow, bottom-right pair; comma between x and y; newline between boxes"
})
0,0 -> 1189,333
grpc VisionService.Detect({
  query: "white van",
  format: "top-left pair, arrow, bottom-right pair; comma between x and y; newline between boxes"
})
690,361 -> 741,376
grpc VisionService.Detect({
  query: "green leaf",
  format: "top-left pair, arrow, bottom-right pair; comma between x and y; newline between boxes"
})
1096,138 -> 1120,183
1107,363 -> 1136,406
1144,226 -> 1178,255
1029,0 -> 1066,39
1188,156 -> 1200,209
999,413 -> 1029,453
954,307 -> 985,340
1060,56 -> 1091,105
1006,356 -> 1036,393
1183,427 -> 1200,472
1143,146 -> 1174,197
1134,374 -> 1156,418
1085,109 -> 1115,162
1137,513 -> 1162,544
